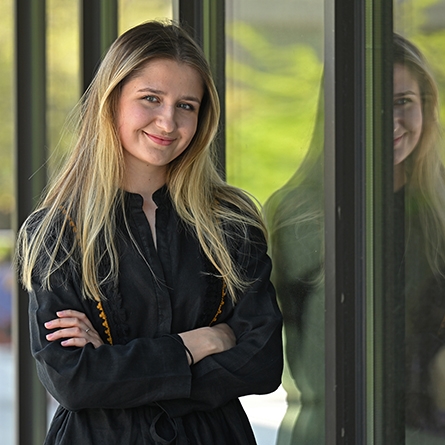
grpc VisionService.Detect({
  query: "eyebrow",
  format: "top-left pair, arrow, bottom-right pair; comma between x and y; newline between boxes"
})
394,90 -> 417,97
137,87 -> 202,104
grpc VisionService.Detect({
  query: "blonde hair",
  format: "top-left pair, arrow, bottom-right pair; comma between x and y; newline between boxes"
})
16,21 -> 264,302
394,33 -> 445,276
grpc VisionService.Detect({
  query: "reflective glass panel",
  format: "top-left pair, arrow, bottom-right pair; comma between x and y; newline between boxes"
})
225,1 -> 324,443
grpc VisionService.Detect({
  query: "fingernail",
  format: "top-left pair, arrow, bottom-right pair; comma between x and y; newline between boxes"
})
61,340 -> 68,346
56,311 -> 64,316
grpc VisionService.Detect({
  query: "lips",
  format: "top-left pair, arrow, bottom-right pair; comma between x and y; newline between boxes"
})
146,133 -> 176,146
393,135 -> 403,146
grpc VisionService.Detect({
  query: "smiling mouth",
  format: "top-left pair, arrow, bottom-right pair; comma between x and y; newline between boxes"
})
146,133 -> 176,146
393,135 -> 403,146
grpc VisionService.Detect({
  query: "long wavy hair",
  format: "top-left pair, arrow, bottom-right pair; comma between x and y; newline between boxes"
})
395,33 -> 445,276
16,20 -> 264,302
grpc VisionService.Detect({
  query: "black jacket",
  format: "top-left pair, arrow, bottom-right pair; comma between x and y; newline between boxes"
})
28,187 -> 283,444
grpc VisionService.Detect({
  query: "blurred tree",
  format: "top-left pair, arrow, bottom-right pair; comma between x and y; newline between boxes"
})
0,0 -> 13,230
119,0 -> 171,33
226,22 -> 323,204
227,0 -> 445,204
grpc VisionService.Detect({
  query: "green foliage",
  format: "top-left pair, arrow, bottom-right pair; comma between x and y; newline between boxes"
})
226,22 -> 323,204
119,0 -> 172,32
227,1 -> 445,204
46,0 -> 81,175
0,0 -> 13,228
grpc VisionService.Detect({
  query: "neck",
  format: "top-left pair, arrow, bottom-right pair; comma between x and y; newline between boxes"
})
123,162 -> 166,249
123,162 -> 167,201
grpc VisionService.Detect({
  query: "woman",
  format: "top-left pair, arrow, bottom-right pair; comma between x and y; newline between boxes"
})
264,33 -> 445,443
264,86 -> 324,445
16,21 -> 283,445
394,34 -> 445,441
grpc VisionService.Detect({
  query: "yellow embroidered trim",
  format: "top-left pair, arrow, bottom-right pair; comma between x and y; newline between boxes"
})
59,205 -> 113,345
97,301 -> 113,345
210,281 -> 226,326
59,206 -> 78,236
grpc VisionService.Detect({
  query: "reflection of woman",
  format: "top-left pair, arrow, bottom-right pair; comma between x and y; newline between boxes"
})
264,88 -> 324,445
395,35 -> 445,441
15,21 -> 283,445
265,34 -> 445,444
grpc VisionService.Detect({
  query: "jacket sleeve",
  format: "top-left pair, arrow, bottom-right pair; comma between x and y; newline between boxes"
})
29,277 -> 192,411
160,225 -> 284,417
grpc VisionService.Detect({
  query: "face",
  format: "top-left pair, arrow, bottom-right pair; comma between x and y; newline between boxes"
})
117,58 -> 204,180
393,63 -> 423,165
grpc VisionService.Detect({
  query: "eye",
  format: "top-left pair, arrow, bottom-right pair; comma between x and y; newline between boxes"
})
394,97 -> 411,106
177,102 -> 195,111
144,95 -> 159,103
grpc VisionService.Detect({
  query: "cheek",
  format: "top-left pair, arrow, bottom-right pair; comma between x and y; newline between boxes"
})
181,117 -> 199,142
407,105 -> 423,137
116,107 -> 128,140
118,100 -> 148,125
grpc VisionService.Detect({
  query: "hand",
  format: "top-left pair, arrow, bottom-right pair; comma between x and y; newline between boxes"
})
178,323 -> 236,365
44,309 -> 104,349
210,323 -> 237,352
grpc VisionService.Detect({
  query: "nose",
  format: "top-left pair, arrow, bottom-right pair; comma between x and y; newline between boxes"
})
393,107 -> 403,133
155,104 -> 176,134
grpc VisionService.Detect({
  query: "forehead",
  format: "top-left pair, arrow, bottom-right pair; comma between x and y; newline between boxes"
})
393,63 -> 420,94
128,58 -> 203,87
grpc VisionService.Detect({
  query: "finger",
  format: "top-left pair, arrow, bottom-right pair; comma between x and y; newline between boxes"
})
59,332 -> 104,349
45,317 -> 85,330
56,310 -> 89,321
60,338 -> 91,348
46,326 -> 89,341
46,324 -> 104,348
51,310 -> 95,335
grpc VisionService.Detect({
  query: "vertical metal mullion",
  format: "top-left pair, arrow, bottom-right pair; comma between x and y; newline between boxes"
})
324,0 -> 367,442
14,1 -> 48,444
81,0 -> 118,93
175,0 -> 203,47
202,0 -> 226,177
354,0 -> 367,442
370,0 -> 402,443
324,0 -> 337,439
176,0 -> 226,179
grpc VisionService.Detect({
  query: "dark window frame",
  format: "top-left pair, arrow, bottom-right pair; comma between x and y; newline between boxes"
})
14,1 -> 48,444
324,0 -> 368,442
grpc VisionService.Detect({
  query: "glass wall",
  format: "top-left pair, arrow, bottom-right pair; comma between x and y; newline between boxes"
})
225,1 -> 324,444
